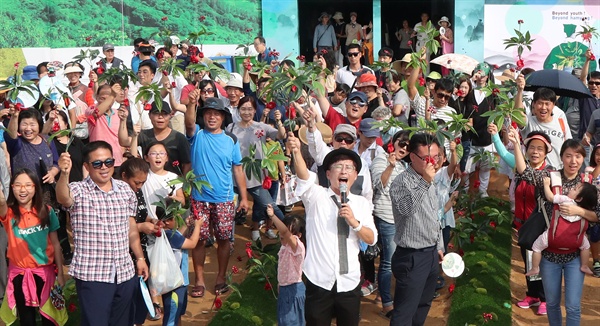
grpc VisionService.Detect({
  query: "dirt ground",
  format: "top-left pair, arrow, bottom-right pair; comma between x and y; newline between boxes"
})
143,170 -> 599,325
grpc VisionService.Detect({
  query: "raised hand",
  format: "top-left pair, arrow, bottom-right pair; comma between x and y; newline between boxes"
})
58,153 -> 72,175
487,123 -> 498,136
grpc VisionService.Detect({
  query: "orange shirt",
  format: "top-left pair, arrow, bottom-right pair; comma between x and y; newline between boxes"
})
0,206 -> 59,268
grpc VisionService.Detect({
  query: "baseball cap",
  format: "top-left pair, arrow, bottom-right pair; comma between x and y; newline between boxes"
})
347,91 -> 368,103
149,101 -> 172,114
333,124 -> 357,141
103,43 -> 115,52
359,118 -> 380,138
226,73 -> 243,89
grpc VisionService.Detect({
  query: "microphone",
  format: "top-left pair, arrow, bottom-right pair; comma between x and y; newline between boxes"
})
340,183 -> 348,204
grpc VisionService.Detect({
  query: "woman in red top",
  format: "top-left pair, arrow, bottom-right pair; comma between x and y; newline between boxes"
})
0,168 -> 65,325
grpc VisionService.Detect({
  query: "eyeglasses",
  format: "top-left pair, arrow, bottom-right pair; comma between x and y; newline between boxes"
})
201,88 -> 215,94
12,183 -> 35,190
347,52 -> 360,57
412,151 -> 441,164
349,99 -> 367,107
89,158 -> 115,169
148,152 -> 167,157
436,92 -> 451,101
330,164 -> 356,172
335,135 -> 355,144
589,81 -> 600,86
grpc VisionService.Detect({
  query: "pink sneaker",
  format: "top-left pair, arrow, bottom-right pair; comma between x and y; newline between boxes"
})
537,302 -> 547,315
517,296 -> 541,308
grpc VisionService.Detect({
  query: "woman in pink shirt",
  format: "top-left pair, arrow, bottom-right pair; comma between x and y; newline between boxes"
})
266,204 -> 306,326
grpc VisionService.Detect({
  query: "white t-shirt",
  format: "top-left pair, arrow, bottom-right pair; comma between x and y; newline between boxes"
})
521,114 -> 571,169
142,170 -> 183,220
335,65 -> 374,91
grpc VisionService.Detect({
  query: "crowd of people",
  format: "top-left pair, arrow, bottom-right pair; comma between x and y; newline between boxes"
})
0,13 -> 599,326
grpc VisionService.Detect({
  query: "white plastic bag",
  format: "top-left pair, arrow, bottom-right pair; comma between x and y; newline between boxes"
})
147,231 -> 184,296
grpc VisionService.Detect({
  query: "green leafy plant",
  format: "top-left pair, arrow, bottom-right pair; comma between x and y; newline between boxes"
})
167,161 -> 212,208
0,63 -> 39,103
135,84 -> 165,112
503,20 -> 535,68
452,194 -> 510,251
478,82 -> 526,128
187,62 -> 231,82
47,126 -> 85,152
241,143 -> 287,182
158,57 -> 185,77
72,48 -> 100,69
188,25 -> 215,52
152,195 -> 188,228
245,241 -> 278,300
97,66 -> 138,89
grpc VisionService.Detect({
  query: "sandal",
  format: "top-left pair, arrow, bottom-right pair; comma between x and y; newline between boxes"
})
190,285 -> 205,298
148,303 -> 162,321
215,283 -> 229,295
379,310 -> 393,320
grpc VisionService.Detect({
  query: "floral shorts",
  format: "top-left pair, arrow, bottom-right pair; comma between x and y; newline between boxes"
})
190,199 -> 235,241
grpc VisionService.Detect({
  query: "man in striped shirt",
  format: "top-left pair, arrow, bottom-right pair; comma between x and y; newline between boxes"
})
389,133 -> 444,325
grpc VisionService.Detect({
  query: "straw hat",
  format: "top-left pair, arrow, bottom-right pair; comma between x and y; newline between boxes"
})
495,69 -> 515,82
298,123 -> 333,145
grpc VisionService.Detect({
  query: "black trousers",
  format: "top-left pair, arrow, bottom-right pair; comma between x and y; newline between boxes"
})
12,274 -> 54,326
520,245 -> 546,301
305,278 -> 361,326
390,247 -> 439,326
75,276 -> 137,326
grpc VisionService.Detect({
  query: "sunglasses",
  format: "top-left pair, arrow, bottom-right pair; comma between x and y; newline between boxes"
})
201,88 -> 215,94
349,99 -> 367,107
347,52 -> 360,57
89,158 -> 115,169
396,140 -> 409,148
436,93 -> 451,101
335,136 -> 355,144
589,81 -> 600,86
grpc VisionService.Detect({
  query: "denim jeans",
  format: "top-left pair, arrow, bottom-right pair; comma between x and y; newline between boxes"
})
375,217 -> 396,308
540,256 -> 584,326
248,185 -> 285,222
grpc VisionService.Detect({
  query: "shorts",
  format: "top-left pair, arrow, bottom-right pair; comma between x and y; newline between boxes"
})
190,199 -> 235,241
588,224 -> 600,243
162,286 -> 188,325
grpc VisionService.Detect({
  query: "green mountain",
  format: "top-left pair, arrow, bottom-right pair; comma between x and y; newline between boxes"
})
0,0 -> 262,48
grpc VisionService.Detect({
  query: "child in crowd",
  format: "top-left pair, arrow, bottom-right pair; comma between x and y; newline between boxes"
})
159,202 -> 202,326
141,141 -> 185,220
526,178 -> 597,276
0,169 -> 67,326
266,204 -> 306,326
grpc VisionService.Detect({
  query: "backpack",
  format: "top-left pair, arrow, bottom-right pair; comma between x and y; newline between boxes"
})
546,172 -> 591,254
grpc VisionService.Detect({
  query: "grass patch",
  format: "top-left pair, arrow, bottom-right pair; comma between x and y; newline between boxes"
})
209,241 -> 280,326
448,216 -> 513,325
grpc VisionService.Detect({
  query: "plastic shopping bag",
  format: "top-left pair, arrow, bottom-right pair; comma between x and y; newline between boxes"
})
147,231 -> 184,296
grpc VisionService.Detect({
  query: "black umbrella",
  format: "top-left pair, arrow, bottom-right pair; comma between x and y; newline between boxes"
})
524,69 -> 593,99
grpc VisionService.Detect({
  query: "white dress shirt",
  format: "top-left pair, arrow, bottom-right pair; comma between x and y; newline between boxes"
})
295,171 -> 377,292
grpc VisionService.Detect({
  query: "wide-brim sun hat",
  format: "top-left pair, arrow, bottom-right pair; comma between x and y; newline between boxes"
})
299,122 -> 333,145
332,12 -> 343,20
355,73 -> 378,88
318,12 -> 331,22
438,16 -> 451,27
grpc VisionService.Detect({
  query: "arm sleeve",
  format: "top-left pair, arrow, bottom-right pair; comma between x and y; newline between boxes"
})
232,141 -> 242,165
313,26 -> 319,48
329,26 -> 337,47
492,134 -> 515,168
48,207 -> 60,232
307,128 -> 331,166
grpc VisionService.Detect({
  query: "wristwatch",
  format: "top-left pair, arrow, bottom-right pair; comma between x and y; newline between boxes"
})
352,221 -> 362,232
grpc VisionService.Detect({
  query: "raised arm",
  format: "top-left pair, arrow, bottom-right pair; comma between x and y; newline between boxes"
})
581,49 -> 593,85
514,74 -> 527,128
287,132 -> 309,181
407,55 -> 421,101
507,126 -> 526,174
447,140 -> 458,178
56,153 -> 74,208
488,123 -> 516,168
6,105 -> 19,139
267,204 -> 297,250
180,218 -> 203,250
165,81 -> 187,114
314,57 -> 331,118
185,89 -> 200,137
117,105 -> 132,147
542,177 -> 555,203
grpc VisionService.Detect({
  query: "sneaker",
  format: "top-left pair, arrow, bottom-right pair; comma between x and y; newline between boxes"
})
536,302 -> 547,315
517,296 -> 541,309
251,230 -> 261,241
593,261 -> 600,278
265,229 -> 278,239
360,280 -> 377,297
